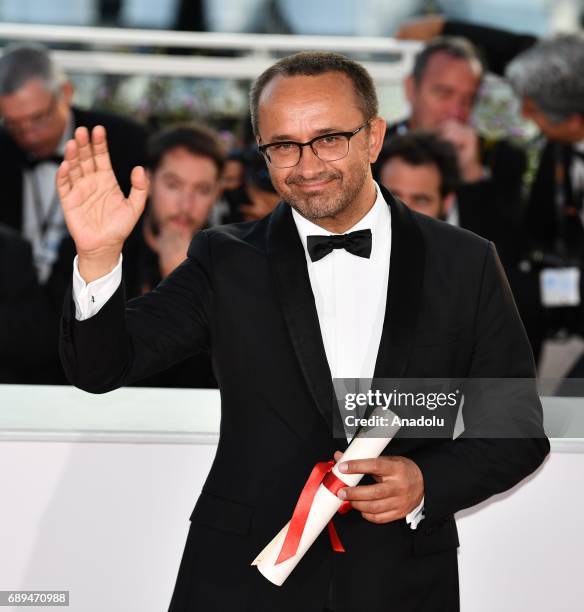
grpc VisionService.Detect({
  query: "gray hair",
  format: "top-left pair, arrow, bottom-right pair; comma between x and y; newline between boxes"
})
506,33 -> 584,123
0,42 -> 66,96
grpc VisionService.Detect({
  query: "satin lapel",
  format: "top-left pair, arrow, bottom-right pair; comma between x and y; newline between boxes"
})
267,203 -> 336,436
373,187 -> 425,380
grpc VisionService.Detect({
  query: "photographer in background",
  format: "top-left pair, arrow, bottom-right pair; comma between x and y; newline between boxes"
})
222,147 -> 280,223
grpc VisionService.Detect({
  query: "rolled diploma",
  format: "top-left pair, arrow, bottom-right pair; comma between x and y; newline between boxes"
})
252,413 -> 400,586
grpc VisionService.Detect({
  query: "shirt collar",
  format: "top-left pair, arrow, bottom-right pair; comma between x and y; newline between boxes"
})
292,181 -> 390,255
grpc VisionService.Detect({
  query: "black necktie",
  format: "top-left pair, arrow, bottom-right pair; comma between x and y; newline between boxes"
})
307,229 -> 372,262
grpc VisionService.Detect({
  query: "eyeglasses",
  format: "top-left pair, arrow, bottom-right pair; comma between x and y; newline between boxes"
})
258,122 -> 370,169
1,93 -> 58,135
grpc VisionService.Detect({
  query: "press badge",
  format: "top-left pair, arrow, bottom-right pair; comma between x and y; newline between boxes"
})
540,267 -> 581,307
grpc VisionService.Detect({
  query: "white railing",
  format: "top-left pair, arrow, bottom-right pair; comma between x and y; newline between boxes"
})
0,22 -> 421,82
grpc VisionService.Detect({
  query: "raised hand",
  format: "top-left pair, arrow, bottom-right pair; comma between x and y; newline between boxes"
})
57,125 -> 149,282
438,120 -> 483,183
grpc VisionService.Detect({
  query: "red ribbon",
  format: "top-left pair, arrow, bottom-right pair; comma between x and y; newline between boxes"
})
275,460 -> 351,565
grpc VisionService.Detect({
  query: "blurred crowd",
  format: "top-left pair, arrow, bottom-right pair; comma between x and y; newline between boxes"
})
1,15 -> 584,386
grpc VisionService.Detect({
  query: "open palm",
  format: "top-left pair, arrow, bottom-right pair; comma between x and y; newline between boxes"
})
57,125 -> 148,256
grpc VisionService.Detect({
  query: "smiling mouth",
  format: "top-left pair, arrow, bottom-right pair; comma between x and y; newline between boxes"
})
294,178 -> 337,191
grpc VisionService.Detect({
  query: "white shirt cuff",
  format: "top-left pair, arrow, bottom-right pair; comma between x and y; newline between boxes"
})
72,254 -> 123,321
405,496 -> 425,530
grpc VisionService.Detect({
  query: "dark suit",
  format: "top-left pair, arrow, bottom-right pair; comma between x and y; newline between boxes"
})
0,225 -> 59,382
60,188 -> 549,612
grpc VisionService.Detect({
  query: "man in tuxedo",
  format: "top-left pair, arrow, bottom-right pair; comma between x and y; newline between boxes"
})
377,131 -> 460,220
58,52 -> 548,611
379,36 -> 526,269
0,42 -> 147,284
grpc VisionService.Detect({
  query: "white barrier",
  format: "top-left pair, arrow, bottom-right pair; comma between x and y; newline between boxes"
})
0,385 -> 582,611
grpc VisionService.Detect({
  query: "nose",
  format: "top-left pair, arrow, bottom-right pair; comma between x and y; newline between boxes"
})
178,190 -> 196,213
295,144 -> 327,177
448,100 -> 469,123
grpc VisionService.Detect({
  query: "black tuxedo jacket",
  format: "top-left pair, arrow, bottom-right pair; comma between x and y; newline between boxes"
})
60,188 -> 549,612
0,225 -> 59,382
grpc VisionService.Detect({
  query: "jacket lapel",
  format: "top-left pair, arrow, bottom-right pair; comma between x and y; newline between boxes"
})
266,191 -> 426,442
373,187 -> 425,380
267,203 -> 336,435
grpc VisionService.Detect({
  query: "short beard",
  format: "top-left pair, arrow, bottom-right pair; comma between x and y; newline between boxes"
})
283,163 -> 369,222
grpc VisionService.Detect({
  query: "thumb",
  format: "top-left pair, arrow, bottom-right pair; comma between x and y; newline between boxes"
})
333,450 -> 343,463
128,165 -> 149,216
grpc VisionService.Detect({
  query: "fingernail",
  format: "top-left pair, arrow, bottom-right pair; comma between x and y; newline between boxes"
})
338,489 -> 347,500
338,462 -> 348,473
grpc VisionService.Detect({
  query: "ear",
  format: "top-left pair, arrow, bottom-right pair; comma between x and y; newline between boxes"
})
367,116 -> 387,163
404,75 -> 416,105
61,80 -> 74,105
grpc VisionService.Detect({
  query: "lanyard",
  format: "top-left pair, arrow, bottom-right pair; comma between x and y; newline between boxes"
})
29,167 -> 63,241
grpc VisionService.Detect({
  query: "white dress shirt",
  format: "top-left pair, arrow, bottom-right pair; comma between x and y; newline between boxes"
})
71,181 -> 424,527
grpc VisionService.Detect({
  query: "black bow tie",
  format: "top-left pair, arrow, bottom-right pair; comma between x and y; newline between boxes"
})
307,229 -> 372,262
22,153 -> 64,170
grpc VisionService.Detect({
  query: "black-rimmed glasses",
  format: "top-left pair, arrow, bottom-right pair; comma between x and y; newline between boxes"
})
258,122 -> 369,169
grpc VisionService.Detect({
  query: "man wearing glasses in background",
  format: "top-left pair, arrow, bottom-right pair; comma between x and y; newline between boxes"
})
0,42 -> 147,285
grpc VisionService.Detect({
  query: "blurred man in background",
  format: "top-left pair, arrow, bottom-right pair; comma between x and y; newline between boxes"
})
128,123 -> 225,388
222,148 -> 280,223
380,36 -> 525,268
0,42 -> 147,384
377,131 -> 460,220
137,123 -> 225,295
0,42 -> 147,284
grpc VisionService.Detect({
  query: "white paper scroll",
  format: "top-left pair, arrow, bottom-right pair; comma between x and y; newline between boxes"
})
252,411 -> 400,586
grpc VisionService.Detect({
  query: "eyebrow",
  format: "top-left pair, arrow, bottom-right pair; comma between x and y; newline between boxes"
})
160,170 -> 183,180
161,170 -> 216,186
268,127 -> 346,142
